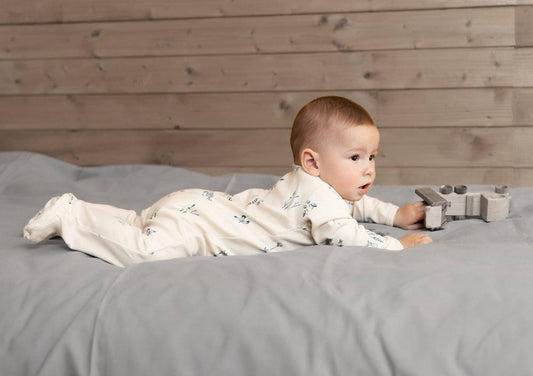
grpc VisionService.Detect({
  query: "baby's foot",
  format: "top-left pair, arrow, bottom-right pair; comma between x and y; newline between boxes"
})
23,193 -> 76,242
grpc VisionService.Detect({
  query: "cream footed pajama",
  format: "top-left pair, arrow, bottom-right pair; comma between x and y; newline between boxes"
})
24,167 -> 403,267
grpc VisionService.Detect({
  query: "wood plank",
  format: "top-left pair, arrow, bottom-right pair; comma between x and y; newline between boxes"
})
0,127 -> 530,168
0,7 -> 515,59
516,6 -> 533,46
189,166 -> 527,187
0,48 -> 522,95
516,48 -> 533,85
188,166 -> 290,177
379,127 -> 526,168
0,0 -> 523,24
513,169 -> 533,186
0,129 -> 293,167
351,126 -> 527,169
376,167 -> 520,186
0,89 -> 514,130
513,88 -> 533,124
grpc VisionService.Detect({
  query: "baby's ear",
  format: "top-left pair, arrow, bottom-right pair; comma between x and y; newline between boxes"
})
300,148 -> 320,177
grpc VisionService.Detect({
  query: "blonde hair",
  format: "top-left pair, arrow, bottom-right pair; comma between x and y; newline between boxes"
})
290,96 -> 375,164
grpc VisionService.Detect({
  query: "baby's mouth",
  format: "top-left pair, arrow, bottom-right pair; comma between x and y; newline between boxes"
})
359,183 -> 371,190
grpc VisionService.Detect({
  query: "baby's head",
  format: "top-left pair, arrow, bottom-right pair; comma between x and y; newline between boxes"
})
290,96 -> 380,201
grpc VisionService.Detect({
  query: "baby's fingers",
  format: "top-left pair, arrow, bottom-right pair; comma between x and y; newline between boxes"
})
416,234 -> 433,245
413,201 -> 426,209
413,201 -> 426,216
399,233 -> 432,248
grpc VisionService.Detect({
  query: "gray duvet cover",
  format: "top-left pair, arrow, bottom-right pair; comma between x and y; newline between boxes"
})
1,151 -> 533,376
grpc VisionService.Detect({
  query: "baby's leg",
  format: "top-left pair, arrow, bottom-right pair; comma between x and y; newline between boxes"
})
24,194 -> 140,242
24,194 -> 191,267
62,199 -> 195,266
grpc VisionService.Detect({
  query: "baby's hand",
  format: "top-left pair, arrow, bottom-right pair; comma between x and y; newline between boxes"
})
399,233 -> 432,248
394,201 -> 426,230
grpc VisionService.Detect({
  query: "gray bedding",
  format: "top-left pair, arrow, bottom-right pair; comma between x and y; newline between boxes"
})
2,151 -> 533,376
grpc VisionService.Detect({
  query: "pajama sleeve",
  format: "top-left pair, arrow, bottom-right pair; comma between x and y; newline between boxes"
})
352,195 -> 399,227
307,188 -> 403,251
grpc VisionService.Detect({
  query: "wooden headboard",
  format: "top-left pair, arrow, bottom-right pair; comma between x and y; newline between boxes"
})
1,1 -> 532,185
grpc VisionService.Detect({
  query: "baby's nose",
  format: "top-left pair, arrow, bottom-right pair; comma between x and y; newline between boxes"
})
363,160 -> 375,174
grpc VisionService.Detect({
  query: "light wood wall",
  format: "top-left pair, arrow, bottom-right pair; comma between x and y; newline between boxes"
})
1,0 -> 533,185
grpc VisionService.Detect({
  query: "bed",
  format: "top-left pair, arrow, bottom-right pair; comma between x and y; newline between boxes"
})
2,151 -> 533,375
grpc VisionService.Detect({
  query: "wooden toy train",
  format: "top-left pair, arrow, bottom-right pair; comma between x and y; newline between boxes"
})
415,185 -> 511,230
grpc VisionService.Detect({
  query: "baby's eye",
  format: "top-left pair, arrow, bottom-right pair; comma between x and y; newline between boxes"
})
369,154 -> 376,161
350,155 -> 359,161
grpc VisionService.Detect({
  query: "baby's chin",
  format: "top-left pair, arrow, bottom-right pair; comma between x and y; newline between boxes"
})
341,191 -> 365,202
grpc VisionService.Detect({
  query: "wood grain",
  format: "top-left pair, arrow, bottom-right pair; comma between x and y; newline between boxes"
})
0,127 -> 529,168
0,48 -> 523,95
0,89 -> 515,130
376,167 -> 523,186
188,166 -> 532,187
0,0 -> 524,24
1,0 -> 532,186
513,88 -> 533,124
516,6 -> 533,46
0,7 -> 515,59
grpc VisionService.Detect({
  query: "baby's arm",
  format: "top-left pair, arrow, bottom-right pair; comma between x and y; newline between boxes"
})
353,196 -> 431,248
312,215 -> 404,250
352,195 -> 398,226
354,196 -> 426,229
310,193 -> 403,250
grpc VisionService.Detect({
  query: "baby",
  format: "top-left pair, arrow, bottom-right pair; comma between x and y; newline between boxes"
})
23,96 -> 431,267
